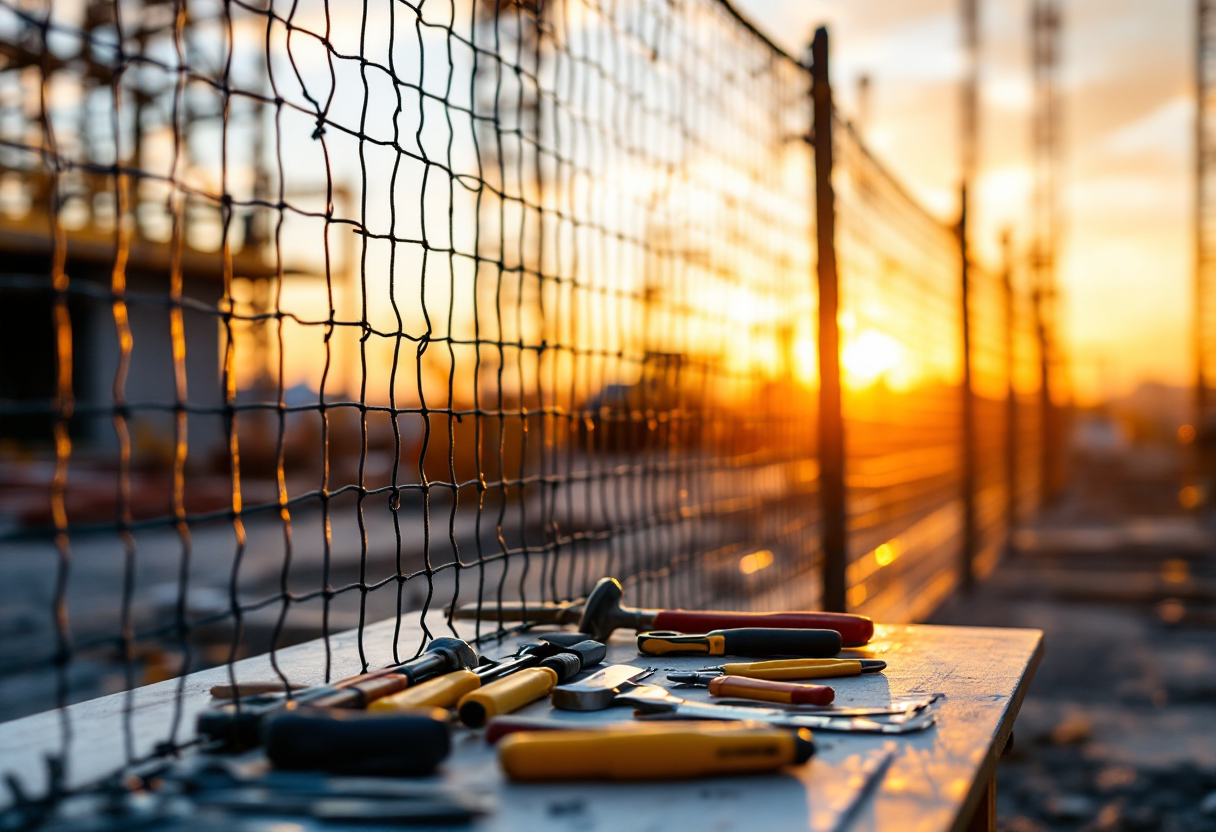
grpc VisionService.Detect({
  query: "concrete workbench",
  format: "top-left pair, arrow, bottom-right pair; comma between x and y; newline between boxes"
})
0,614 -> 1042,832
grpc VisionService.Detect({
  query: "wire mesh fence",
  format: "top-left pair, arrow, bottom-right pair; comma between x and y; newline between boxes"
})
832,116 -> 965,623
0,0 -> 1057,813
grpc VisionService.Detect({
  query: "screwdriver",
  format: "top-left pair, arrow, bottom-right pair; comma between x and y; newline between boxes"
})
498,723 -> 815,781
373,639 -> 605,714
637,628 -> 841,658
667,673 -> 835,706
209,637 -> 478,701
697,658 -> 887,680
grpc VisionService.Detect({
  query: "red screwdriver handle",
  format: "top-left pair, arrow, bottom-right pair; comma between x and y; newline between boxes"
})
651,610 -> 873,647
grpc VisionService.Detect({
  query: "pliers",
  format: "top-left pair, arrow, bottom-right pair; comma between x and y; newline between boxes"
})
694,658 -> 887,680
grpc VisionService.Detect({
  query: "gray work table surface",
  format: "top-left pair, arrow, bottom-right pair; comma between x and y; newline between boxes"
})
0,615 -> 1042,832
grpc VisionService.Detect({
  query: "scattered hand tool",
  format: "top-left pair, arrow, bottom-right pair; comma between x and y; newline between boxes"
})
197,637 -> 478,747
210,681 -> 306,698
616,685 -> 937,733
263,707 -> 451,776
551,665 -> 656,711
206,636 -> 478,702
708,694 -> 939,718
450,577 -> 875,645
372,638 -> 606,712
637,628 -> 841,657
497,722 -> 815,781
666,673 -> 835,705
182,762 -> 489,824
458,667 -> 559,728
696,658 -> 887,680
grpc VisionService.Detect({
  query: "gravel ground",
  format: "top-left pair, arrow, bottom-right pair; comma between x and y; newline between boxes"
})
932,447 -> 1216,832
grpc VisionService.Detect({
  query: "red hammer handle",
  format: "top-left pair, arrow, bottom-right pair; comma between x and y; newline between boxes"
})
651,610 -> 874,647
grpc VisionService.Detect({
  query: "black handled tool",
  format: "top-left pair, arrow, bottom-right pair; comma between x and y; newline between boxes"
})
480,637 -> 606,684
636,628 -> 842,658
454,639 -> 608,728
263,707 -> 451,776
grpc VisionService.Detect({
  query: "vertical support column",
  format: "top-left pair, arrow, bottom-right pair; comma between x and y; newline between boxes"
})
1001,231 -> 1019,540
959,186 -> 977,590
1035,290 -> 1052,504
812,27 -> 848,613
1195,0 -> 1212,490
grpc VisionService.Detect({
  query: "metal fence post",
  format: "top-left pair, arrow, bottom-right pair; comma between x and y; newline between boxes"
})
1001,231 -> 1018,541
959,185 -> 977,590
1034,288 -> 1053,505
812,27 -> 848,613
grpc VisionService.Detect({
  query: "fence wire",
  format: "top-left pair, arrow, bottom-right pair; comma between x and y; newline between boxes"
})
0,0 -> 1055,813
0,0 -> 821,802
833,116 -> 966,623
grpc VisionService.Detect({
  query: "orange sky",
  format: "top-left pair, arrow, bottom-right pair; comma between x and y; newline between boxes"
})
733,0 -> 1194,405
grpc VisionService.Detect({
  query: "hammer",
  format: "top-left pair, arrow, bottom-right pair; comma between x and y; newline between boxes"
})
451,578 -> 874,646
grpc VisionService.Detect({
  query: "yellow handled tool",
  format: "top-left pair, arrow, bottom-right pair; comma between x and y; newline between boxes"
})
369,669 -> 482,711
697,658 -> 886,680
498,723 -> 815,781
458,667 -> 558,728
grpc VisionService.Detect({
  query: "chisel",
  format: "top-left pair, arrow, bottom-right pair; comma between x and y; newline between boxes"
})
666,673 -> 836,706
637,628 -> 841,657
498,723 -> 815,781
450,577 -> 875,645
696,658 -> 887,680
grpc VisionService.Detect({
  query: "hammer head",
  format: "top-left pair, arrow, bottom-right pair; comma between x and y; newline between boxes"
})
427,637 -> 479,671
576,577 -> 625,641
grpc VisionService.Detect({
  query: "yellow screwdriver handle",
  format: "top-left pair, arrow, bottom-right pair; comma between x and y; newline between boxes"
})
637,634 -> 727,656
458,667 -> 558,728
369,669 -> 481,711
499,724 -> 815,781
720,660 -> 862,680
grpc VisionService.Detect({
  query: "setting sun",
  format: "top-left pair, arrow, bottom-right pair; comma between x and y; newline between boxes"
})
842,330 -> 906,387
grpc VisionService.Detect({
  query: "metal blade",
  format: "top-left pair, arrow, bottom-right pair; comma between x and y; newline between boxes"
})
448,600 -> 584,624
664,701 -> 938,733
713,701 -> 930,718
611,684 -> 684,714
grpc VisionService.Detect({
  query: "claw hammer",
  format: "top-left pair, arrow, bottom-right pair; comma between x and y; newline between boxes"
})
450,577 -> 874,646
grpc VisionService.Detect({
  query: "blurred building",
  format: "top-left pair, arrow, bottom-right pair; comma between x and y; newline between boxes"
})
0,0 -> 279,463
